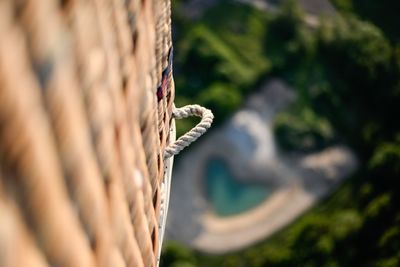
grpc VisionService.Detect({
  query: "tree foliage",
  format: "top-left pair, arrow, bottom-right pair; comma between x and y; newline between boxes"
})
162,0 -> 400,266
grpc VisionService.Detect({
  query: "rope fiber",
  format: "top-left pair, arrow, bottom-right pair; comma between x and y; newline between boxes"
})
164,105 -> 214,159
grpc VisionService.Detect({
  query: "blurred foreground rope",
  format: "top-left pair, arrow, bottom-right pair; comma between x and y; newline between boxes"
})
164,105 -> 213,159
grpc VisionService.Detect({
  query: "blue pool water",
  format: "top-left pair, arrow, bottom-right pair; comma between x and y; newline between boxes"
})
205,159 -> 270,217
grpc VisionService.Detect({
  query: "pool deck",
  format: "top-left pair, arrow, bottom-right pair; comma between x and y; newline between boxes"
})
165,79 -> 357,253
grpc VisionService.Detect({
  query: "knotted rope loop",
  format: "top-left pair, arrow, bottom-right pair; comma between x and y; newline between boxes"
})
164,105 -> 213,159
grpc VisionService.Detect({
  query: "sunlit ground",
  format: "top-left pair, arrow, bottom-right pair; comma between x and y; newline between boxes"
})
161,0 -> 400,266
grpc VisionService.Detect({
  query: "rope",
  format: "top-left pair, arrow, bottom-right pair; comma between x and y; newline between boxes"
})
164,105 -> 213,159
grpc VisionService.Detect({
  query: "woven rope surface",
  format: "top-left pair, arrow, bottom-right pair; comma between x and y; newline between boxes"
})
0,0 -> 174,266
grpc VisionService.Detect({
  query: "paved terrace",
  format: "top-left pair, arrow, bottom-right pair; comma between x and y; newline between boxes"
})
165,80 -> 357,253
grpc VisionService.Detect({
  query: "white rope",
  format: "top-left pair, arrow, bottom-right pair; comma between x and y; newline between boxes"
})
157,119 -> 175,266
164,104 -> 213,159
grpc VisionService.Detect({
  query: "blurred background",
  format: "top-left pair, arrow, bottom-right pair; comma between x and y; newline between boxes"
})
161,0 -> 400,266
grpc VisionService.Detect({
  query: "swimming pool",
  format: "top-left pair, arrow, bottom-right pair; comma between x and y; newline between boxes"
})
205,159 -> 270,217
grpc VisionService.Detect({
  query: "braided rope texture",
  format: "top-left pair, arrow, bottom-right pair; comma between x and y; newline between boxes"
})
164,105 -> 214,159
0,0 -> 174,266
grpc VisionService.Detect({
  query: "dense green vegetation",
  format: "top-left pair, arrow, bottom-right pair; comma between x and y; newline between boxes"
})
162,0 -> 400,266
172,1 -> 270,136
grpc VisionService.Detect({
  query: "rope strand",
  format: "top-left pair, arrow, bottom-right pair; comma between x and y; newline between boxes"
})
164,105 -> 213,159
